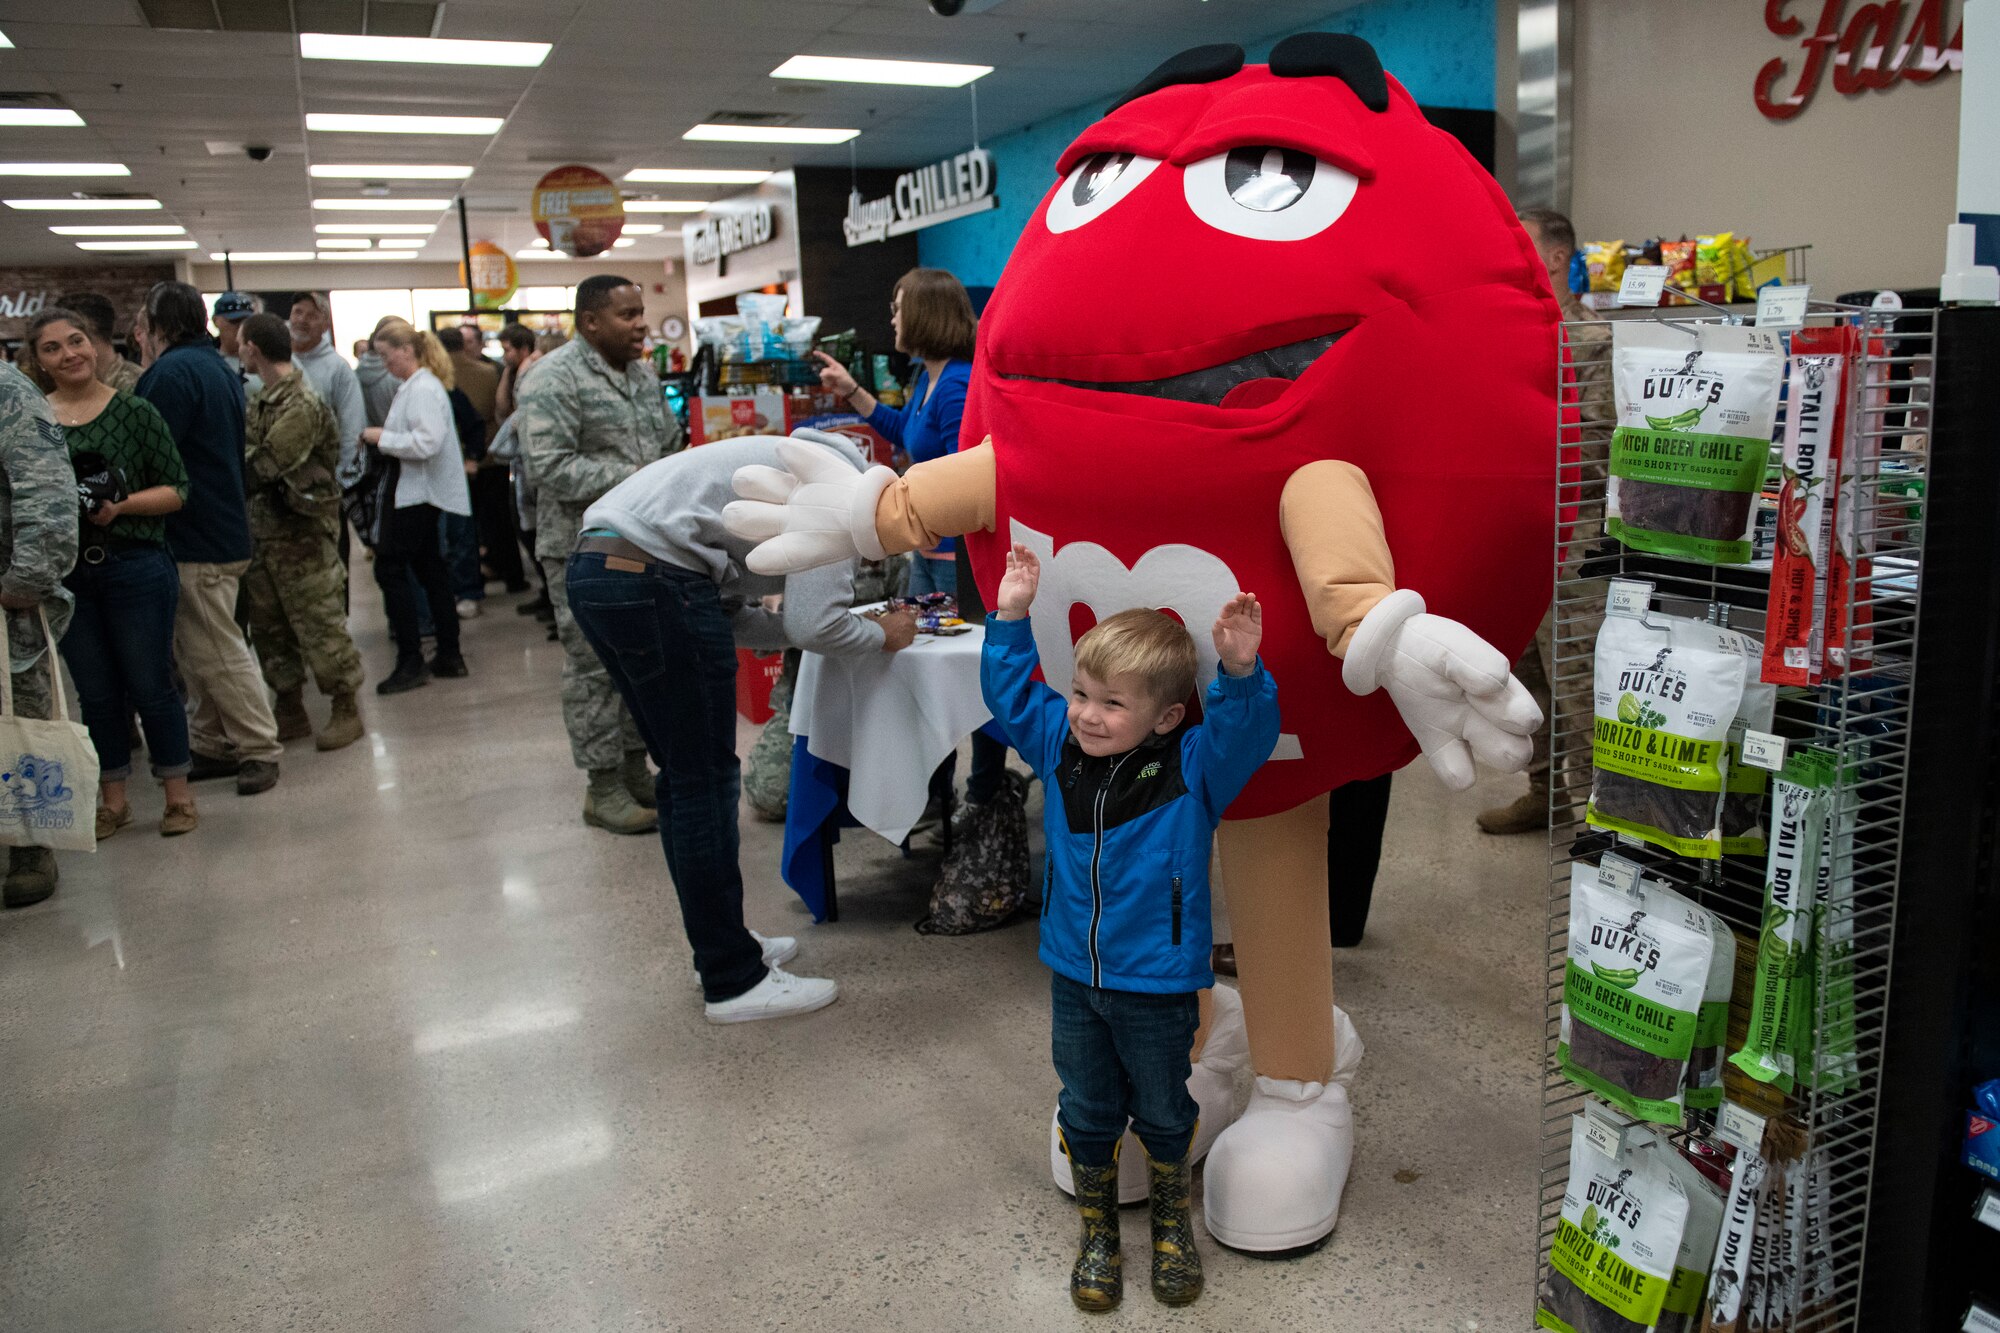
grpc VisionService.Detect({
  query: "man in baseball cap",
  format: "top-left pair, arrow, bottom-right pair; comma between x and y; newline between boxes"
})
212,291 -> 261,393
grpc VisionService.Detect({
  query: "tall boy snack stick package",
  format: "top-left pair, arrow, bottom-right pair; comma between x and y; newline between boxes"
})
1605,323 -> 1783,565
1731,753 -> 1828,1091
1820,325 -> 1872,677
1762,340 -> 1845,686
1703,1148 -> 1768,1333
1561,865 -> 1716,1126
1539,1116 -> 1691,1333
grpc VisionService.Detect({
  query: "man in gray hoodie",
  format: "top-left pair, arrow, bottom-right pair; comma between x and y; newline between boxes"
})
352,330 -> 398,429
565,430 -> 917,1025
287,292 -> 367,483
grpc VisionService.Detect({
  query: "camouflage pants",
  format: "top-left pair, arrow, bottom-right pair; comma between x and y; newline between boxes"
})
743,650 -> 798,821
245,519 -> 363,697
543,556 -> 643,772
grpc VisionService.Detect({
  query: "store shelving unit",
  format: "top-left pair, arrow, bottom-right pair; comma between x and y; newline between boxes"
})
1537,304 -> 1937,1330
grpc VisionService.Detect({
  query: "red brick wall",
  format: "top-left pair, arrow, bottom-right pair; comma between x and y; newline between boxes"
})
0,264 -> 176,341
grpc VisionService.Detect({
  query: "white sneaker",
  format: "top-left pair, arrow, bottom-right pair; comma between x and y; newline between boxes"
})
456,599 -> 482,620
703,965 -> 837,1024
750,929 -> 798,968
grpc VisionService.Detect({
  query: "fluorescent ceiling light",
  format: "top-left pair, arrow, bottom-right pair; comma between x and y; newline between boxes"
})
515,248 -> 569,259
611,237 -> 635,248
75,239 -> 195,251
306,113 -> 503,136
311,198 -> 450,211
684,124 -> 858,145
208,251 -> 316,262
319,251 -> 408,261
311,164 -> 473,180
770,55 -> 991,87
623,168 -> 770,185
622,200 -> 707,213
0,30 -> 12,48
0,162 -> 127,176
315,222 -> 436,234
377,238 -> 424,248
50,224 -> 184,236
315,238 -> 371,249
0,110 -> 85,127
5,197 -> 158,210
300,33 -> 550,67
622,223 -> 664,234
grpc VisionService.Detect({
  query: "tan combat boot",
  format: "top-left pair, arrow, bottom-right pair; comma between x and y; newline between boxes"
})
1477,783 -> 1550,836
273,687 -> 313,742
620,749 -> 657,810
316,692 -> 364,751
584,769 -> 657,835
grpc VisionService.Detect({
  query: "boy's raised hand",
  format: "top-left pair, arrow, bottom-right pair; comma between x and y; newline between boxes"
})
1213,593 -> 1263,676
995,543 -> 1039,620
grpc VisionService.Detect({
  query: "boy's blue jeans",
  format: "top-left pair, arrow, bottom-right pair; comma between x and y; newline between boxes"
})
1052,972 -> 1200,1167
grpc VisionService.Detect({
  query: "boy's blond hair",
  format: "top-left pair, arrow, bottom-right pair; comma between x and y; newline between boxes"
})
1074,608 -> 1197,707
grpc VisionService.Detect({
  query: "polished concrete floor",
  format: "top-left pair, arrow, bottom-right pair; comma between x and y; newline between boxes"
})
0,574 -> 1548,1333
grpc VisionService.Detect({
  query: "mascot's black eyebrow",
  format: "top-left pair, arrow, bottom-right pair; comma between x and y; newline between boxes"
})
1107,34 -> 1389,115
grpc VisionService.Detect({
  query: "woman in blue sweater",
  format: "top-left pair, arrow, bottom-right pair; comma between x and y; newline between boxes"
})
814,269 -> 1020,930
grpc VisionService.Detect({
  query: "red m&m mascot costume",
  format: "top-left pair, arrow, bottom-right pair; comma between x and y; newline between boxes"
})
727,34 -> 1556,1252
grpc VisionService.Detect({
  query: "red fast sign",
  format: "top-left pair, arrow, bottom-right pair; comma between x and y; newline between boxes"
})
1756,0 -> 1963,120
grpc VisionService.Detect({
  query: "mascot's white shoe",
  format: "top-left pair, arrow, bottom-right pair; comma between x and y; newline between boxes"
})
1050,984 -> 1251,1204
1203,1009 -> 1364,1253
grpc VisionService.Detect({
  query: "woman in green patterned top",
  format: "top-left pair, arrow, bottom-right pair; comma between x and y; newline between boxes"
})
30,309 -> 198,839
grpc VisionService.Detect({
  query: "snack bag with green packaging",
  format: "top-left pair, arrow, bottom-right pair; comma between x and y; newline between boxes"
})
1539,1115 -> 1691,1333
1731,752 -> 1829,1089
1684,908 -> 1738,1111
1605,322 -> 1783,564
1653,1144 -> 1727,1333
1588,599 -> 1768,860
1561,865 -> 1716,1125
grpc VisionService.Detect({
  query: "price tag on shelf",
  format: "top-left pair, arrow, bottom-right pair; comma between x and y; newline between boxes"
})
1755,283 -> 1811,332
1618,265 -> 1669,307
1597,854 -> 1643,898
1606,579 -> 1655,620
1976,1189 -> 2000,1231
1741,730 -> 1787,772
1963,1302 -> 2000,1333
1584,1102 -> 1642,1159
1716,1102 -> 1768,1155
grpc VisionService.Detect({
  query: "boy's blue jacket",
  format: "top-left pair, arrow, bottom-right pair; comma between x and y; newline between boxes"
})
980,614 -> 1280,994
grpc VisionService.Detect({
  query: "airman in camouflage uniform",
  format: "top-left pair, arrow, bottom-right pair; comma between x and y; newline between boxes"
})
515,283 -> 679,834
0,360 -> 80,907
238,334 -> 365,753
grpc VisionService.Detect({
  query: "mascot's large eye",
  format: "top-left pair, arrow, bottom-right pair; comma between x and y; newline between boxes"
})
1182,146 -> 1359,241
1045,152 -> 1162,233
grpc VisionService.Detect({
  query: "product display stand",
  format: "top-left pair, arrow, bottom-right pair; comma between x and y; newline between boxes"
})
1538,304 -> 1937,1330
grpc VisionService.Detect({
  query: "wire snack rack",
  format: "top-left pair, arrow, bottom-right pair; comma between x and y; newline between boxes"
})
1536,303 -> 1936,1331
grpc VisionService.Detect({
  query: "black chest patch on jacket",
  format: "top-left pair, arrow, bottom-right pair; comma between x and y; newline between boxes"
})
1056,737 -> 1188,835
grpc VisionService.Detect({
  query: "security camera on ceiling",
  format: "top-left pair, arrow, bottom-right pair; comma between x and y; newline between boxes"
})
928,0 -> 1007,14
244,145 -> 274,162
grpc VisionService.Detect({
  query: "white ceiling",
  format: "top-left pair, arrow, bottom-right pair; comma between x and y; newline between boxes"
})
0,0 -> 1359,270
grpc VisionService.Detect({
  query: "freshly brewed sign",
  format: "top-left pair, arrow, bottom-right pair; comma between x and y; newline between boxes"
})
842,147 -> 996,246
532,164 -> 625,257
684,204 -> 775,266
1756,0 -> 1963,121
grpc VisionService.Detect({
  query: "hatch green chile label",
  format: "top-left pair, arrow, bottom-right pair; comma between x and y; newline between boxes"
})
1611,426 -> 1767,493
1544,1216 -> 1671,1328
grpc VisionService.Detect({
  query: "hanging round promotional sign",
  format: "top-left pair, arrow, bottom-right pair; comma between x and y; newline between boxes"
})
461,239 -> 518,308
531,164 -> 625,258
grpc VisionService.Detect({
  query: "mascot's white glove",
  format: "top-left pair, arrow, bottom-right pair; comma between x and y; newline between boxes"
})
721,431 -> 898,576
1341,589 -> 1544,792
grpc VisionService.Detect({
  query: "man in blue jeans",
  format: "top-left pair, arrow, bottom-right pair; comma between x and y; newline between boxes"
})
566,431 -> 917,1023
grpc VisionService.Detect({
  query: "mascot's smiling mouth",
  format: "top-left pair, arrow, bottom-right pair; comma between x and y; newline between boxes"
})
1001,328 -> 1350,410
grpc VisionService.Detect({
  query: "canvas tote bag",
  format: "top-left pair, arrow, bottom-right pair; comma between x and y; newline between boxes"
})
0,606 -> 97,853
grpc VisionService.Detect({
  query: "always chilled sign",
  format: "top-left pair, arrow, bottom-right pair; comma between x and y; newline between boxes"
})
843,148 -> 996,247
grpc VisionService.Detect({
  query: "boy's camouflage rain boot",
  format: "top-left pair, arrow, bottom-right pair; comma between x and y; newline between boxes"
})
1063,1134 -> 1123,1312
1147,1137 -> 1204,1306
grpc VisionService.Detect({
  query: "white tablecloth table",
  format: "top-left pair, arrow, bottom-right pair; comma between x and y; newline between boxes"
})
789,620 -> 992,847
